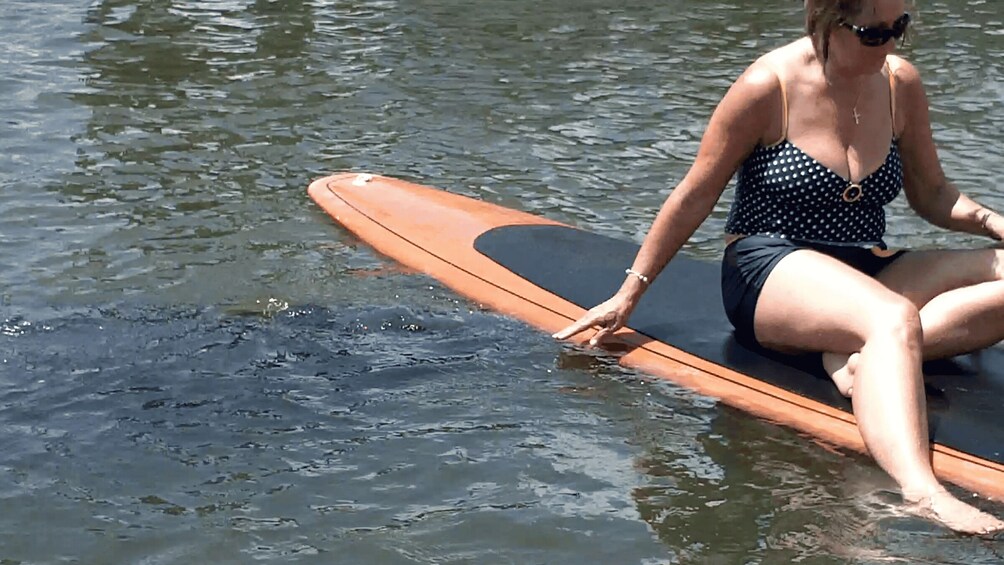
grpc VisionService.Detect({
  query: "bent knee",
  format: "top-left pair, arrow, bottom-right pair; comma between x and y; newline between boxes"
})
865,298 -> 923,347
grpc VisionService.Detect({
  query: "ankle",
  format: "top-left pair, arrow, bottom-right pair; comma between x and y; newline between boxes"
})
902,484 -> 949,503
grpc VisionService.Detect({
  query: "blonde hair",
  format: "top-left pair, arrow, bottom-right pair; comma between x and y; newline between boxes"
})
803,0 -> 866,61
803,0 -> 914,60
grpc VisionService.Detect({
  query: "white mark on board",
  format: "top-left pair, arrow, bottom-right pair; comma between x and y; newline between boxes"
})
352,173 -> 374,186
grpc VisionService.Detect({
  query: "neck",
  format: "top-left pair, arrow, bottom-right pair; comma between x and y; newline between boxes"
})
820,58 -> 869,126
822,58 -> 865,88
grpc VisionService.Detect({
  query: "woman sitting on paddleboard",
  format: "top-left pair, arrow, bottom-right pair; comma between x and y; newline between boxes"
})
555,0 -> 1004,535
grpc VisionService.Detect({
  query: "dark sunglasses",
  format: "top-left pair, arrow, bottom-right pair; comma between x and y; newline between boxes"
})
841,13 -> 911,47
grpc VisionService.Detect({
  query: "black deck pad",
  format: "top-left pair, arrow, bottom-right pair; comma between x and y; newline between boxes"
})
475,224 -> 1004,465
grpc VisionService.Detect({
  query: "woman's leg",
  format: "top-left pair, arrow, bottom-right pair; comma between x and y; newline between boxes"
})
825,248 -> 1004,395
880,248 -> 1004,358
754,249 -> 1004,534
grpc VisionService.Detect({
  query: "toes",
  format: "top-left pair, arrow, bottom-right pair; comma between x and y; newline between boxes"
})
823,351 -> 858,398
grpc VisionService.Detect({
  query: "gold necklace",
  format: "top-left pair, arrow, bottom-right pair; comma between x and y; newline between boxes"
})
842,85 -> 866,202
842,131 -> 863,203
851,87 -> 863,125
842,116 -> 863,203
823,68 -> 866,201
823,63 -> 864,126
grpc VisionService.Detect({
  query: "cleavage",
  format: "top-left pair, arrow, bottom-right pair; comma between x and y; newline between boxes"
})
784,138 -> 893,184
783,132 -> 894,184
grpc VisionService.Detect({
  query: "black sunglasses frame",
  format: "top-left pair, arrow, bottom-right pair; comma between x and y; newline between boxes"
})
841,13 -> 911,47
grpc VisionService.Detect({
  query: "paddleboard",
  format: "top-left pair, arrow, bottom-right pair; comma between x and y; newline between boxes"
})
308,172 -> 1004,501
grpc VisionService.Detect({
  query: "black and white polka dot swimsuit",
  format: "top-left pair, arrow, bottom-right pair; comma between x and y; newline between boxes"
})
719,60 -> 909,344
723,138 -> 903,246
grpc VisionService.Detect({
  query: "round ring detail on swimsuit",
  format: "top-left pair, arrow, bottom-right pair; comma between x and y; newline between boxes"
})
842,182 -> 864,203
724,140 -> 902,245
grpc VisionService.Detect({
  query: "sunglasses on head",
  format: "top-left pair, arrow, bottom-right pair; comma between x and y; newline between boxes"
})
841,12 -> 911,47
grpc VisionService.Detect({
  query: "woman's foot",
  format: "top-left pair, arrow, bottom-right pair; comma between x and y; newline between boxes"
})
822,352 -> 859,398
906,488 -> 1004,535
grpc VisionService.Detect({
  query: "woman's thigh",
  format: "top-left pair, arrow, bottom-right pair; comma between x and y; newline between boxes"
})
753,249 -> 917,354
875,248 -> 1004,307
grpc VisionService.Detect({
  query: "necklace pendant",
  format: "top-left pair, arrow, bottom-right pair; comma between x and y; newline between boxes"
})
852,107 -> 861,125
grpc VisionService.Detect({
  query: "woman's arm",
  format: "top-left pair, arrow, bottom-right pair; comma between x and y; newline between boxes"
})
553,60 -> 781,343
895,58 -> 1004,240
621,63 -> 778,292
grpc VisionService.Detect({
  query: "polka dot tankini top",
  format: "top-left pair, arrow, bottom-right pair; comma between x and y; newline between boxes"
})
724,62 -> 904,247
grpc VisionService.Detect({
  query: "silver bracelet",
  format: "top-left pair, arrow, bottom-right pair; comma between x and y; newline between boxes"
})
625,268 -> 650,285
981,210 -> 1002,240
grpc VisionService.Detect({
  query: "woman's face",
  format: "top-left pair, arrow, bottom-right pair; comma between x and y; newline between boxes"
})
828,0 -> 907,73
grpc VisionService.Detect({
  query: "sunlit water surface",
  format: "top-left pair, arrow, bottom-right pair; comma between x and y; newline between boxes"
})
2,1 -> 1003,563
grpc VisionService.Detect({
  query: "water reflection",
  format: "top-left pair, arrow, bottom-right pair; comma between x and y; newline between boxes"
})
629,401 -> 1004,563
40,0 -> 346,308
70,0 -> 318,203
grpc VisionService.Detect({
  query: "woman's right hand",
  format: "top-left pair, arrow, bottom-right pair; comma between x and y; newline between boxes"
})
551,292 -> 639,347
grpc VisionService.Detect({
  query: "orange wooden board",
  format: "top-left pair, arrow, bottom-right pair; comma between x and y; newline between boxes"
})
308,172 -> 1004,501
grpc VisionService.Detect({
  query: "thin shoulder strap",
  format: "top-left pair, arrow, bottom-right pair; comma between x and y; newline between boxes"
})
764,61 -> 788,147
885,60 -> 898,138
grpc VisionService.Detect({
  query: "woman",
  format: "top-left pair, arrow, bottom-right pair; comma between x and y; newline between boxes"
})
554,0 -> 1004,534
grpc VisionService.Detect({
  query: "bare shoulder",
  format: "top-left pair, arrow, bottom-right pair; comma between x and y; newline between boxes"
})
704,56 -> 782,149
732,39 -> 822,102
718,50 -> 786,120
884,54 -> 943,198
683,41 -> 802,185
710,40 -> 807,144
732,41 -> 806,100
740,56 -> 782,89
885,55 -> 931,138
886,55 -> 924,92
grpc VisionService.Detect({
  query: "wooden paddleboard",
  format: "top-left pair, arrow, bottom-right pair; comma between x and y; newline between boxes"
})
308,172 -> 1004,501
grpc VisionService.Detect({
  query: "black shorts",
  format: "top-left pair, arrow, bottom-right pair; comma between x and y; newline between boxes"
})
720,235 -> 907,346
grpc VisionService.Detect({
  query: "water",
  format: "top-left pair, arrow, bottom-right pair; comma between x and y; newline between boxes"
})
1,0 -> 1003,563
